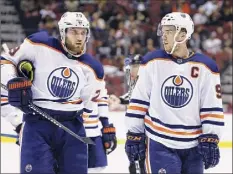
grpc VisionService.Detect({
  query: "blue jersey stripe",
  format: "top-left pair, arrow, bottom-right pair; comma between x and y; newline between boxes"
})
0,56 -> 7,60
85,125 -> 98,129
130,99 -> 150,106
201,120 -> 224,126
200,107 -> 223,112
98,104 -> 108,107
88,115 -> 98,118
145,125 -> 199,142
83,108 -> 92,113
126,113 -> 144,119
147,113 -> 202,129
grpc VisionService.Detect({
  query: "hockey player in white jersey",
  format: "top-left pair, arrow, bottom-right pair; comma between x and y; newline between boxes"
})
1,58 -> 23,144
2,53 -> 117,173
1,12 -> 105,174
86,83 -> 117,173
125,12 -> 224,173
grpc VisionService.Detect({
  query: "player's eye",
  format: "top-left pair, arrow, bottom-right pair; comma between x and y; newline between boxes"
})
162,30 -> 173,36
81,31 -> 86,35
68,29 -> 76,34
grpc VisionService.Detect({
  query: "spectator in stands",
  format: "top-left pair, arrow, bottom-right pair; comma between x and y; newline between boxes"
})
203,31 -> 222,55
199,0 -> 220,17
220,0 -> 233,22
160,0 -> 172,19
207,9 -> 222,26
172,0 -> 191,14
64,0 -> 79,12
193,8 -> 208,25
39,4 -> 56,19
38,14 -> 58,37
189,32 -> 202,53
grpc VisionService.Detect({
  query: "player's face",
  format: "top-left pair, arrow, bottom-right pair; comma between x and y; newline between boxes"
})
161,25 -> 176,53
130,64 -> 139,81
65,27 -> 87,54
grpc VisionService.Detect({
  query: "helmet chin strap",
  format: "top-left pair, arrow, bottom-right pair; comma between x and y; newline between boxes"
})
166,27 -> 189,55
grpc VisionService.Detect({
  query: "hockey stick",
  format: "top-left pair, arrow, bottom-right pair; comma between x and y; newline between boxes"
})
1,44 -> 95,145
135,160 -> 141,174
1,83 -> 94,145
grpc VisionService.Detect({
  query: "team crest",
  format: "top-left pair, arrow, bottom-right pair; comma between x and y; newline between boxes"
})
161,75 -> 193,108
158,168 -> 166,174
47,67 -> 79,99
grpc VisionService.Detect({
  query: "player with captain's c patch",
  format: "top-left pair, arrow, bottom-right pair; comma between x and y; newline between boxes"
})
125,12 -> 224,173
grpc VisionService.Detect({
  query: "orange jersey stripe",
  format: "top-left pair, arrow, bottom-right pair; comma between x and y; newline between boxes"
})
0,60 -> 14,65
1,98 -> 8,102
97,99 -> 109,103
84,119 -> 99,124
128,106 -> 148,112
62,99 -> 82,104
82,114 -> 89,118
145,118 -> 202,136
200,114 -> 224,119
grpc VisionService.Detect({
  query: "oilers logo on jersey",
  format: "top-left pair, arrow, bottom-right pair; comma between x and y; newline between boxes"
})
161,75 -> 193,108
47,67 -> 79,99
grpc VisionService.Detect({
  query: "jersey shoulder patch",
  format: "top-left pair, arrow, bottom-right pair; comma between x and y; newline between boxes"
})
191,53 -> 219,73
78,54 -> 104,80
26,31 -> 62,52
142,49 -> 169,65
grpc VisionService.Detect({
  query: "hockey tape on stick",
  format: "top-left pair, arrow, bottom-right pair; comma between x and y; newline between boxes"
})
2,43 -> 9,52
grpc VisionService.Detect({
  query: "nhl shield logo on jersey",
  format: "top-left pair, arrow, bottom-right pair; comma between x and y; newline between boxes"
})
161,75 -> 193,108
47,67 -> 79,99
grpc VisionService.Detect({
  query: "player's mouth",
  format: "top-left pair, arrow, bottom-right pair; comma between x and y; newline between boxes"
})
75,43 -> 82,47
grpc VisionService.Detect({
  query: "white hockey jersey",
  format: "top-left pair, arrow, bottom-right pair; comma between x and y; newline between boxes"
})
83,82 -> 109,137
0,31 -> 104,118
125,49 -> 224,149
1,56 -> 23,128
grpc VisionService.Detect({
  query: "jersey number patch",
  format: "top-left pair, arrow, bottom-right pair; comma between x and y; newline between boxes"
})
91,90 -> 100,102
9,46 -> 20,56
215,84 -> 222,99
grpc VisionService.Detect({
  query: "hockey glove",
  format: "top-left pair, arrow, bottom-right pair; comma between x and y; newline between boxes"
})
7,77 -> 33,114
125,131 -> 146,162
125,132 -> 146,173
101,118 -> 117,154
198,134 -> 220,169
119,92 -> 130,105
17,60 -> 35,81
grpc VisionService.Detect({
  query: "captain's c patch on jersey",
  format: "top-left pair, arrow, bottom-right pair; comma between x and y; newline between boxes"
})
161,75 -> 193,108
47,67 -> 79,99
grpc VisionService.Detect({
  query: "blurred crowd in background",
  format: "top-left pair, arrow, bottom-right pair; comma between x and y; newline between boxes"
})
2,0 -> 233,112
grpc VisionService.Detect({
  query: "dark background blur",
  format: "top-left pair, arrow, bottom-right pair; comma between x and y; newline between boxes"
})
0,0 -> 232,112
